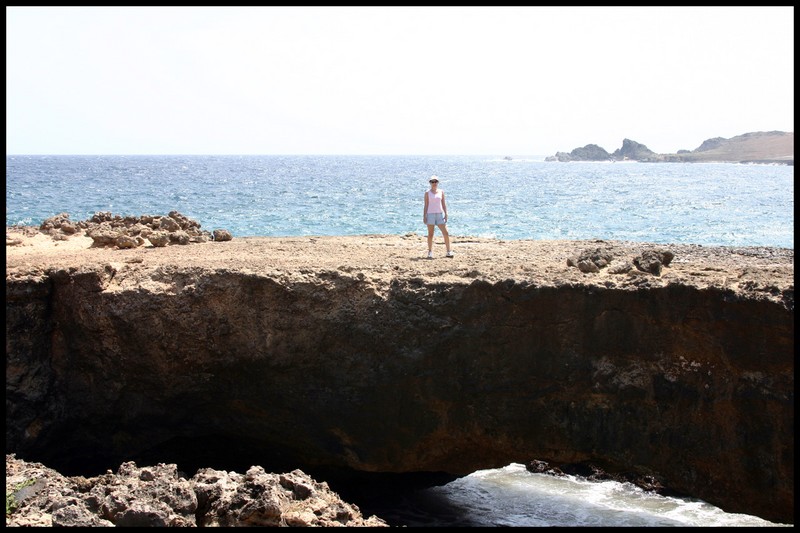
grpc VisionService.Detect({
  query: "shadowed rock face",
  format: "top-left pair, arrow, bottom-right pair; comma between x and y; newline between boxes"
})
5,267 -> 794,524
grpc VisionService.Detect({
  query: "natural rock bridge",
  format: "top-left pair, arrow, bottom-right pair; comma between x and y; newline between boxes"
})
5,234 -> 794,524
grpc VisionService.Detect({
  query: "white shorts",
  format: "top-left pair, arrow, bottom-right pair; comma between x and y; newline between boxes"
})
426,213 -> 445,225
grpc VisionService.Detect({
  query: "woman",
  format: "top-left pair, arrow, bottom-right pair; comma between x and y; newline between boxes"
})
423,175 -> 454,259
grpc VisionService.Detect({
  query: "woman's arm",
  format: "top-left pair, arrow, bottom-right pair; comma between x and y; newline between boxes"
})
441,191 -> 448,220
423,192 -> 429,220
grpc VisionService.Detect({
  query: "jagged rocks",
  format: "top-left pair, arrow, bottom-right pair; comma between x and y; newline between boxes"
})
5,454 -> 388,527
213,229 -> 233,242
525,459 -> 674,497
35,211 -> 233,250
566,247 -> 614,273
632,249 -> 674,276
567,246 -> 674,276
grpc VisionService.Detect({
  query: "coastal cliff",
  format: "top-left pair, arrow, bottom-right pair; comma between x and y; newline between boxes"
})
5,232 -> 794,524
546,130 -> 794,164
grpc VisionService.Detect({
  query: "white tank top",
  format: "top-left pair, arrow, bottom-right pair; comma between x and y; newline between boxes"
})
427,190 -> 443,213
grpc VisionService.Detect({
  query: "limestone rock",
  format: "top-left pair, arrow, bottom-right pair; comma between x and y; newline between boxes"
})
5,234 -> 794,525
5,455 -> 387,527
37,211 -> 217,250
213,229 -> 233,241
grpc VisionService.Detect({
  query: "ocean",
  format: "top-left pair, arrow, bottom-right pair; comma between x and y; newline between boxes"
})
5,155 -> 794,249
5,155 -> 794,526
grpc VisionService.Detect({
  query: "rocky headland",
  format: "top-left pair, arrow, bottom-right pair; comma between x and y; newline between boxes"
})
5,219 -> 795,525
545,130 -> 793,164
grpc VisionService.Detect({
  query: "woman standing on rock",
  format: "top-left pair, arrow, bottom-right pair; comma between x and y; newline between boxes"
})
423,175 -> 454,259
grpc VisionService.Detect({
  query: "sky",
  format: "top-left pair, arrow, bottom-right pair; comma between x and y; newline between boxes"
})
5,6 -> 794,156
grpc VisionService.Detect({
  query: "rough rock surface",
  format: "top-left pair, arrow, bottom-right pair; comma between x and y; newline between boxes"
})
31,211 -> 225,249
5,228 -> 795,525
6,454 -> 387,527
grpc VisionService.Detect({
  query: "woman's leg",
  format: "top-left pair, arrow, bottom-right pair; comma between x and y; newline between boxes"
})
439,224 -> 451,252
427,224 -> 435,252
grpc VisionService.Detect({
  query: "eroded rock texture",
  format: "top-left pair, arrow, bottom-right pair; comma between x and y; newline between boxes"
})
6,261 -> 794,524
5,454 -> 387,527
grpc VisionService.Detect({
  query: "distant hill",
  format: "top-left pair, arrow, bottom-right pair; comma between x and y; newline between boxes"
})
545,131 -> 793,165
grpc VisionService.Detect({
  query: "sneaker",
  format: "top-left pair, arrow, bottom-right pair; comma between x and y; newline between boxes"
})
446,250 -> 455,258
426,251 -> 433,259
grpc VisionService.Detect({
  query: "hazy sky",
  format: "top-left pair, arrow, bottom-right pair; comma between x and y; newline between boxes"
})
6,6 -> 794,156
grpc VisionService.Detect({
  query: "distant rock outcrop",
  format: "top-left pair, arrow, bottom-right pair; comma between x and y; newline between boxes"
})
612,138 -> 657,161
550,144 -> 612,162
546,131 -> 793,164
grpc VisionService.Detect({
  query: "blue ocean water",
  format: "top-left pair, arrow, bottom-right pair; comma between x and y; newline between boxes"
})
5,155 -> 794,249
4,155 -> 794,526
